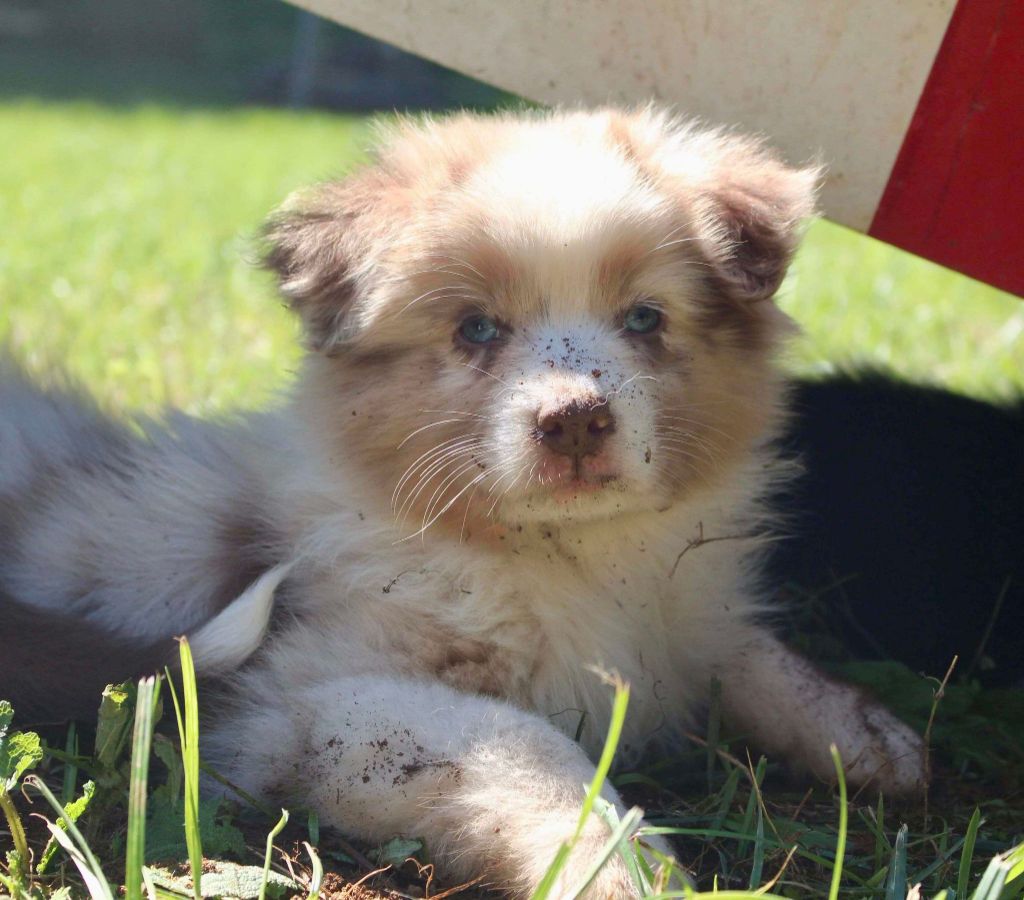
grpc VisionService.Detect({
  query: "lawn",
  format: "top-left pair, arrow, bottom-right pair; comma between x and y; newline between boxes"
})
1,99 -> 1023,899
2,100 -> 1023,418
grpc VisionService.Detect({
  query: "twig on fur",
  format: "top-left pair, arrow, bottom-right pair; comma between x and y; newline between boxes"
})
668,522 -> 758,578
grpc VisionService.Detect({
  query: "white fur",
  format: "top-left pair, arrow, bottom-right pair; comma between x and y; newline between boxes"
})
188,563 -> 291,674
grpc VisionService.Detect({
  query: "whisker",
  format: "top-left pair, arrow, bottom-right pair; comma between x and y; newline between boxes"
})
483,452 -> 530,496
392,435 -> 481,506
418,408 -> 496,421
430,255 -> 488,283
398,287 -> 485,316
656,415 -> 734,441
458,477 -> 485,543
655,429 -> 728,459
460,363 -> 515,389
398,455 -> 473,526
607,371 -> 659,396
407,467 -> 493,542
655,433 -> 720,460
394,442 -> 481,518
651,235 -> 699,253
394,434 -> 475,495
398,419 -> 476,449
420,458 -> 484,533
485,460 -> 531,518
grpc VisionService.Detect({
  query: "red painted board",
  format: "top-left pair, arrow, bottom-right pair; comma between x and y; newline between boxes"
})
870,0 -> 1024,298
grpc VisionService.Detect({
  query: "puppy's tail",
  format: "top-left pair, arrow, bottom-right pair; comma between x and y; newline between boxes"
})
188,563 -> 292,674
0,564 -> 291,725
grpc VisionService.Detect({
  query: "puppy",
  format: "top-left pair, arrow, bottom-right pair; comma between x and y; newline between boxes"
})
0,108 -> 925,897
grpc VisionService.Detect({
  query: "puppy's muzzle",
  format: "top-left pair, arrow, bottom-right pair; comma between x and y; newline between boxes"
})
536,399 -> 615,459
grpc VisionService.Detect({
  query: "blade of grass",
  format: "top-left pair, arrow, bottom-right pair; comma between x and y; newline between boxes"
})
828,744 -> 848,900
909,833 -> 968,887
885,824 -> 909,900
737,757 -> 767,857
25,774 -> 114,900
641,826 -> 869,884
61,721 -> 79,805
530,845 -> 574,900
126,675 -> 162,900
873,793 -> 888,875
633,842 -> 657,893
37,779 -> 96,874
575,674 -> 630,842
967,849 -> 1010,900
530,673 -> 631,900
748,803 -> 765,890
711,767 -> 740,831
958,808 -> 982,899
141,865 -> 160,900
303,841 -> 323,900
167,639 -> 203,900
1003,840 -> 1024,893
647,891 -> 788,899
259,808 -> 289,900
43,820 -> 113,900
593,797 -> 649,894
566,806 -> 645,899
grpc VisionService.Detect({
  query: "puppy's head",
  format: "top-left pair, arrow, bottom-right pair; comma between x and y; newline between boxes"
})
265,108 -> 818,538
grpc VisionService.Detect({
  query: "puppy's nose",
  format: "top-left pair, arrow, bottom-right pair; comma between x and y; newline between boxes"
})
537,400 -> 615,458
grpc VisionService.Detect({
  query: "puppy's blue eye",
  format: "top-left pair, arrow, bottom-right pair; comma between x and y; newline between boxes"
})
624,305 -> 662,334
458,315 -> 499,344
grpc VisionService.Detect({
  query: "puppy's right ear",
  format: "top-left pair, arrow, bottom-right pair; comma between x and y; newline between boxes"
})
262,175 -> 387,353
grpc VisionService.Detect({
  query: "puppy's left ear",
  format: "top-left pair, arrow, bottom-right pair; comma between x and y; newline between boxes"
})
692,134 -> 821,303
262,172 -> 394,353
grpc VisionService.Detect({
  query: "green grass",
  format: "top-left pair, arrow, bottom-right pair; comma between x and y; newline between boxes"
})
1,100 -> 1022,421
782,226 -> 1024,402
1,98 -> 1023,898
3,677 -> 1023,899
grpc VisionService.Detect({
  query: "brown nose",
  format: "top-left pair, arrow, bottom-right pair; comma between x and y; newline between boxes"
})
537,400 -> 615,458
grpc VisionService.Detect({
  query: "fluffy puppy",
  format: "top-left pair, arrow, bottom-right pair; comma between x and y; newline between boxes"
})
0,108 -> 925,897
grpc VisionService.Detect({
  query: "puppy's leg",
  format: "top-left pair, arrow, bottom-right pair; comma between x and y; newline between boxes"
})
207,675 -> 672,898
717,631 -> 926,794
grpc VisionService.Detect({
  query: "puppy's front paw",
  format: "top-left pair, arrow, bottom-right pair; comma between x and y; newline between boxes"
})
839,698 -> 927,796
794,688 -> 927,796
511,817 -> 674,899
721,636 -> 928,797
546,829 -> 675,900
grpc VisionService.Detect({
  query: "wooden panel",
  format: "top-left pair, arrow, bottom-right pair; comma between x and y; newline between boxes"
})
871,0 -> 1024,297
290,0 -> 954,230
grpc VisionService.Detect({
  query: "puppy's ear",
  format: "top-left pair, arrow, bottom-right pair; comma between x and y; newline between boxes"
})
263,116 -> 474,353
614,109 -> 820,303
262,174 -> 390,353
692,137 -> 821,303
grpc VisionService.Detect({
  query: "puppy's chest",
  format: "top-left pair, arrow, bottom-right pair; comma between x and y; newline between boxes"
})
380,542 -> 679,706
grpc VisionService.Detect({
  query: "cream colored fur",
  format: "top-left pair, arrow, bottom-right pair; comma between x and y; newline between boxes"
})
0,108 -> 926,898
